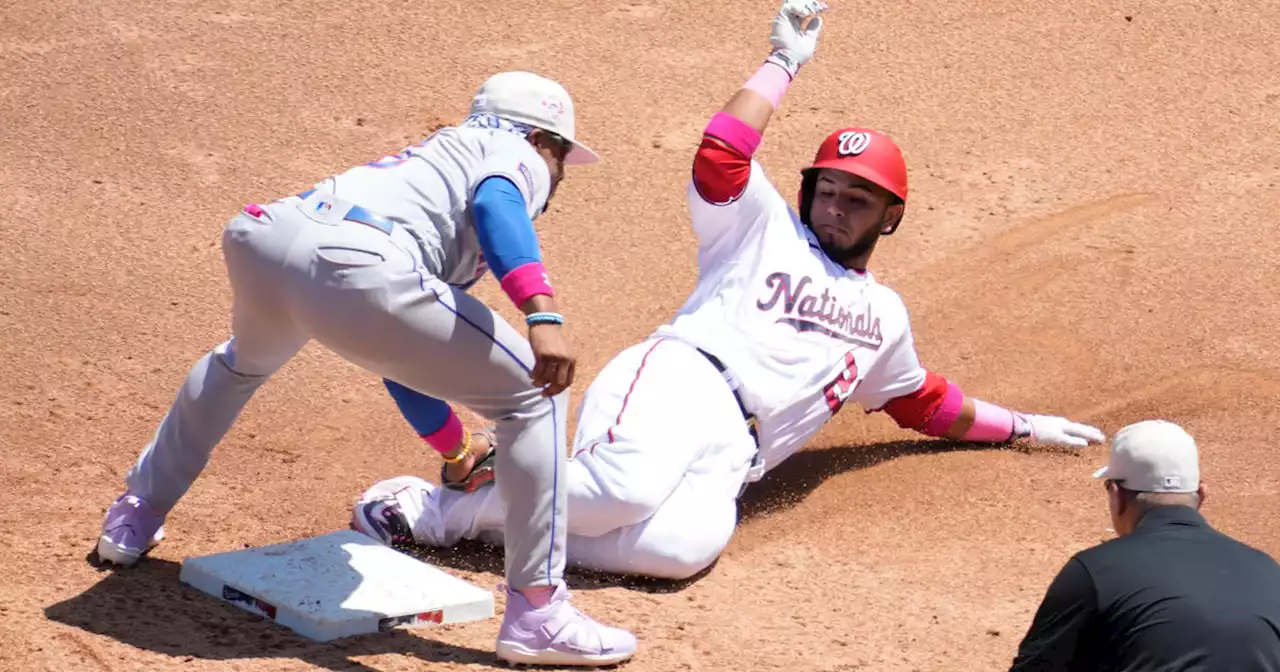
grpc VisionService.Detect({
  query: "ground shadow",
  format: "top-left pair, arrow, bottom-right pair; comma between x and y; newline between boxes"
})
46,551 -> 506,672
406,439 -> 1021,595
737,438 -> 1017,523
400,541 -> 718,596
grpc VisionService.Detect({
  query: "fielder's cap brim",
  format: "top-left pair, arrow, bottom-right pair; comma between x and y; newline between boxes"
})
1093,466 -> 1111,479
566,141 -> 599,166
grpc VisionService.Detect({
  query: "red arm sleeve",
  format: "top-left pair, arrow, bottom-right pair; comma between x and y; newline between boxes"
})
692,136 -> 751,206
881,370 -> 951,430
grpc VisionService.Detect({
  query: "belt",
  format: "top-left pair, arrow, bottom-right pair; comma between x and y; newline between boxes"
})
695,347 -> 765,497
296,188 -> 396,235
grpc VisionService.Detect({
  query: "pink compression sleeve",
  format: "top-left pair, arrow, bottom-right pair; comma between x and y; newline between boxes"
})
500,262 -> 554,308
704,112 -> 762,157
963,399 -> 1016,443
920,383 -> 965,436
422,411 -> 464,454
743,60 -> 793,109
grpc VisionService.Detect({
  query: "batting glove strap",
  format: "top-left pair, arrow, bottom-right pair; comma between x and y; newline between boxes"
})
1011,412 -> 1034,441
765,49 -> 802,81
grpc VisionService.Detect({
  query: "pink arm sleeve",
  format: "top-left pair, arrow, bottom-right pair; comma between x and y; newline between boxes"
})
964,399 -> 1017,443
911,382 -> 1016,443
920,383 -> 964,435
499,261 -> 554,307
422,411 -> 463,455
704,112 -> 762,158
743,59 -> 793,108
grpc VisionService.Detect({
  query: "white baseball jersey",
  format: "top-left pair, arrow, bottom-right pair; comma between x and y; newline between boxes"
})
308,122 -> 553,288
652,158 -> 928,471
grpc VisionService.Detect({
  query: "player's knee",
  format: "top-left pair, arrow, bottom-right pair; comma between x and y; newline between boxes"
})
655,548 -> 722,581
497,387 -> 565,420
638,529 -> 729,580
633,514 -> 734,580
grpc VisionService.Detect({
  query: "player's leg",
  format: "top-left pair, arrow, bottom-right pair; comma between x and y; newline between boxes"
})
544,337 -> 757,578
358,337 -> 728,542
564,456 -> 745,580
443,433 -> 749,581
356,337 -> 756,580
98,208 -> 309,566
382,378 -> 496,493
290,266 -> 570,585
279,206 -> 632,665
565,337 -> 758,535
361,458 -> 741,582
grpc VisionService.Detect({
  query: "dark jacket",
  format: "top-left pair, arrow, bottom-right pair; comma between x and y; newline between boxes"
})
1010,506 -> 1280,671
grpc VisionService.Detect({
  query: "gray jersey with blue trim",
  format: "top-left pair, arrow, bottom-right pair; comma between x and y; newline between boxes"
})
306,119 -> 553,288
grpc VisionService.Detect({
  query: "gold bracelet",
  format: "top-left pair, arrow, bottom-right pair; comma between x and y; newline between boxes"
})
441,430 -> 472,464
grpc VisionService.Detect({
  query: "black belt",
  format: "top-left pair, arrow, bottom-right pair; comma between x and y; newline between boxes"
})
695,347 -> 764,497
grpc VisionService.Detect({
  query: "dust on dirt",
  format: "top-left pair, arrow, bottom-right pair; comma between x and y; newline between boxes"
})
2,1 -> 1278,670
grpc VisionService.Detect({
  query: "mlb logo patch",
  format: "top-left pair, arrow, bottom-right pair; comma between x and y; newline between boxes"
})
541,98 -> 566,122
1163,476 -> 1182,489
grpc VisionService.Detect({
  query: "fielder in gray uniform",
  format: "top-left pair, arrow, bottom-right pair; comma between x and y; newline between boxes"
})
95,71 -> 637,667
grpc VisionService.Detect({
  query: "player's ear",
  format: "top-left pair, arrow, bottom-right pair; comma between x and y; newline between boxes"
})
880,202 -> 904,235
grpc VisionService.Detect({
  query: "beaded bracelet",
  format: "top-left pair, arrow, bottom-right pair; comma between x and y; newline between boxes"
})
526,312 -> 565,326
441,429 -> 472,464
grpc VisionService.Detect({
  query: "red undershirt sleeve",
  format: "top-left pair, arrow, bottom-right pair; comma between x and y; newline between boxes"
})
691,135 -> 752,206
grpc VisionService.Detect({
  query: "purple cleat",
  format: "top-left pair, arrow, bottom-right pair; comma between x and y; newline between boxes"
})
495,582 -> 637,667
96,492 -> 166,567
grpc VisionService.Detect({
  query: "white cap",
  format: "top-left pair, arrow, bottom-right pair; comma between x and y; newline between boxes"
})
1093,420 -> 1200,493
470,71 -> 599,166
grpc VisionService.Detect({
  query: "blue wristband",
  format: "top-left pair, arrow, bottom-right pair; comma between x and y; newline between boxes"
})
526,311 -> 564,326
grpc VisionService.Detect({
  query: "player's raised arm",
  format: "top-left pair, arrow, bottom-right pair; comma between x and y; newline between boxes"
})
721,0 -> 826,136
692,0 -> 827,206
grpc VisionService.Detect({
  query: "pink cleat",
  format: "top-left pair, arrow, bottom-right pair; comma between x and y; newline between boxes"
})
495,583 -> 637,667
96,493 -> 166,567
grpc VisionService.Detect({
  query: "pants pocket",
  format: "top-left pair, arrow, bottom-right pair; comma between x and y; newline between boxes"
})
315,245 -> 386,268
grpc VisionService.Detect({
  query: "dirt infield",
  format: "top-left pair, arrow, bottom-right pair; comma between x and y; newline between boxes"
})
3,0 -> 1279,670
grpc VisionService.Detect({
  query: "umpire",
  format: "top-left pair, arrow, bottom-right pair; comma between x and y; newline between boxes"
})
1009,419 -> 1280,671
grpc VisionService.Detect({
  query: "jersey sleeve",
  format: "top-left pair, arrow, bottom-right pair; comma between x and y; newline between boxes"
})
469,135 -> 552,219
857,295 -> 930,412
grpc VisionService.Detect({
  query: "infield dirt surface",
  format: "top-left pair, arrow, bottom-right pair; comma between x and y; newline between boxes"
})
3,1 -> 1279,670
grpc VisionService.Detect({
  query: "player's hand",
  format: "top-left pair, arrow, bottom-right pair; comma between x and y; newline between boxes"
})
769,0 -> 828,75
1021,414 -> 1106,449
528,323 -> 576,397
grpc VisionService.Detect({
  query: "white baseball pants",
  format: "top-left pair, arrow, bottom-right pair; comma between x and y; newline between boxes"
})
437,336 -> 760,580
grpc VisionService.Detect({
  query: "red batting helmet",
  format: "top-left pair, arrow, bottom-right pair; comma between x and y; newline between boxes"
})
797,127 -> 908,234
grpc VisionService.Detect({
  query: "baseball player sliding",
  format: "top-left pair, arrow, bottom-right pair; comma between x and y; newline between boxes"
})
95,72 -> 637,666
353,0 -> 1106,582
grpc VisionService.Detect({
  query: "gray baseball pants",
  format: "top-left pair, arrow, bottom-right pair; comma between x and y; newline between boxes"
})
123,192 -> 567,590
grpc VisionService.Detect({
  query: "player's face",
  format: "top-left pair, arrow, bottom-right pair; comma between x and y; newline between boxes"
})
808,169 -> 903,268
529,130 -> 572,206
